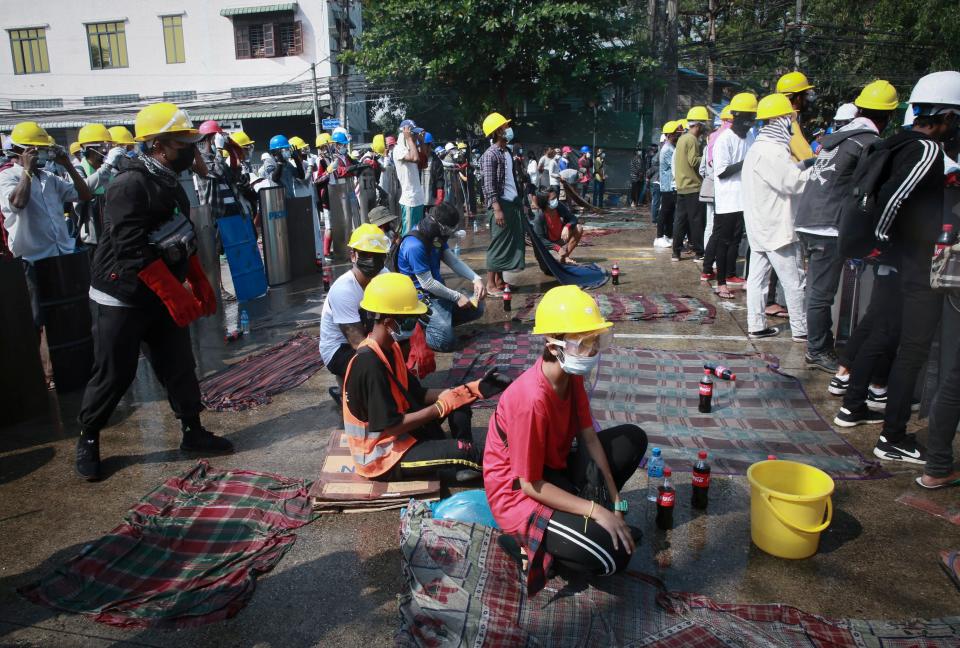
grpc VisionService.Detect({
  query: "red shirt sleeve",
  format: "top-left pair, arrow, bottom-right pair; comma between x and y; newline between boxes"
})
507,401 -> 548,483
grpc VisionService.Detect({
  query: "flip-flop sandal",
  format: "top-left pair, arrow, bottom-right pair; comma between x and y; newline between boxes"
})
765,306 -> 789,318
485,289 -> 504,298
939,550 -> 960,591
715,288 -> 736,300
915,475 -> 960,489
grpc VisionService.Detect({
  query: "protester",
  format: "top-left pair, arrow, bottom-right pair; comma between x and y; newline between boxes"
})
577,146 -> 592,198
654,121 -> 682,249
314,132 -> 333,257
531,188 -> 583,264
832,103 -> 857,130
397,203 -> 485,351
74,123 -> 124,248
107,126 -> 136,154
483,286 -> 647,595
481,112 -> 525,295
367,205 -> 400,251
73,103 -> 230,481
229,130 -> 260,223
629,147 -> 645,208
342,272 -> 509,483
592,149 -> 607,207
259,134 -> 304,198
672,107 -> 709,261
698,109 -> 724,277
741,93 -> 809,340
706,94 -> 756,298
775,70 -> 818,161
796,81 -> 897,373
393,120 -> 426,235
538,147 -> 560,193
647,143 -> 661,224
193,120 -> 240,223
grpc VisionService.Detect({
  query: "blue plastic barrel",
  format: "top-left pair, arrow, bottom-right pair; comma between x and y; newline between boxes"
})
217,214 -> 268,301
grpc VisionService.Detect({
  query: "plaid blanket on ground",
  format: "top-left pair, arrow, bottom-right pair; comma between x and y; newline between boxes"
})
512,292 -> 715,323
397,502 -> 960,647
19,461 -> 317,629
200,333 -> 324,411
447,334 -> 879,479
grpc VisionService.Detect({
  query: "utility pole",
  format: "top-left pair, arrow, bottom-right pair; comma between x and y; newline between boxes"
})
794,0 -> 802,68
706,0 -> 718,105
336,0 -> 351,132
662,0 -> 678,120
647,0 -> 661,139
310,62 -> 321,137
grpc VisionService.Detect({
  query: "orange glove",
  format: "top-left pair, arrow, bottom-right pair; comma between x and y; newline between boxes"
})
435,385 -> 477,417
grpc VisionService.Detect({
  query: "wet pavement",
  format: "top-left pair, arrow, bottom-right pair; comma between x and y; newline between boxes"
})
1,208 -> 959,646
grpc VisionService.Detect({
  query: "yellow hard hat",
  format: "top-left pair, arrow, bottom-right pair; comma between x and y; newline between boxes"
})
456,141 -> 467,150
134,102 -> 200,141
230,130 -> 254,147
686,106 -> 710,121
720,106 -> 733,121
359,273 -> 428,315
728,92 -> 759,113
69,141 -> 81,155
854,80 -> 899,111
288,135 -> 309,150
679,119 -> 689,130
108,126 -> 135,145
77,123 -> 114,146
532,285 -> 613,336
370,133 -> 385,155
662,120 -> 677,134
482,112 -> 511,137
316,132 -> 332,148
347,223 -> 390,254
776,71 -> 813,95
10,121 -> 54,147
756,93 -> 795,120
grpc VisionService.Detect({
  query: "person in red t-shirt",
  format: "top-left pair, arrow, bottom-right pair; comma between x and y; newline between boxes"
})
530,188 -> 583,264
483,286 -> 648,595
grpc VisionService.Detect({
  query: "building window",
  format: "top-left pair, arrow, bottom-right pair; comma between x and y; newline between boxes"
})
86,21 -> 128,70
163,90 -> 197,102
84,94 -> 139,106
9,27 -> 50,75
233,18 -> 302,59
231,84 -> 301,99
162,15 -> 185,64
12,98 -> 62,110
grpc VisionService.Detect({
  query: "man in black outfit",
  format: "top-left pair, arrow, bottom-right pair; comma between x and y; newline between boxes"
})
75,102 -> 233,481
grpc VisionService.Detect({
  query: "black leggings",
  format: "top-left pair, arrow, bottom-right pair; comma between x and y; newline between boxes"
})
708,211 -> 743,284
657,192 -> 676,239
392,407 -> 485,480
541,424 -> 648,576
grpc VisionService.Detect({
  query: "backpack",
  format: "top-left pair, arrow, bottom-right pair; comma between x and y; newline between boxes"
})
838,139 -> 912,258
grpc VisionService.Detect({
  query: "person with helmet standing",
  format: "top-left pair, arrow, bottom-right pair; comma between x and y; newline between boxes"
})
795,81 -> 898,376
320,223 -> 390,404
68,142 -> 83,167
74,123 -> 125,248
0,121 -> 93,388
342,272 -> 508,483
259,134 -> 304,199
741,93 -> 810,341
708,93 -> 757,298
481,112 -> 525,295
832,103 -> 858,130
73,102 -> 231,481
227,130 -> 261,229
107,126 -> 137,156
672,106 -> 710,261
421,131 -> 444,208
577,145 -> 592,200
629,146 -> 646,208
483,286 -> 647,595
775,71 -> 818,162
654,121 -> 683,248
313,132 -> 334,257
392,120 -> 426,235
699,106 -> 731,281
193,120 -> 240,222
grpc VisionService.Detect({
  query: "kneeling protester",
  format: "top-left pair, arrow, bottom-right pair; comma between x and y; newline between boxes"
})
483,286 -> 648,595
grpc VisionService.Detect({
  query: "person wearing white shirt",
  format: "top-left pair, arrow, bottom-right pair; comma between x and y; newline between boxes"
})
392,120 -> 426,235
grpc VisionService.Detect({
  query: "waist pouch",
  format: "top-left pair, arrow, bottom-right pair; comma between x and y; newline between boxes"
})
147,210 -> 197,268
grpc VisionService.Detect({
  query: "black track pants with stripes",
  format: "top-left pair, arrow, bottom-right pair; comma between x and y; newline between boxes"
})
389,407 -> 486,481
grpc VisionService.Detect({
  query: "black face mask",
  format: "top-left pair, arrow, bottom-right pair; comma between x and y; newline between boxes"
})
167,144 -> 196,173
355,254 -> 385,278
732,114 -> 755,138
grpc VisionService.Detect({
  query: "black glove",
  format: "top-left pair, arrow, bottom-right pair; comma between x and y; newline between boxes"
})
471,366 -> 513,399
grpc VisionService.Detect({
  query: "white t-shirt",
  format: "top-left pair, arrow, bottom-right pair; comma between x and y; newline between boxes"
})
392,135 -> 424,207
0,166 -> 78,262
319,269 -> 380,364
527,159 -> 538,185
713,128 -> 750,214
502,150 -> 518,201
546,156 -> 561,186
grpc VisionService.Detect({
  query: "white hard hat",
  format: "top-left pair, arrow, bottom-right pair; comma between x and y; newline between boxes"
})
908,71 -> 960,113
444,142 -> 455,151
833,103 -> 857,122
903,104 -> 915,128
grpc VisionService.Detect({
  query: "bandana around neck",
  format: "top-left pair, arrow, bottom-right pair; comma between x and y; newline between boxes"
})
756,116 -> 793,150
138,152 -> 180,188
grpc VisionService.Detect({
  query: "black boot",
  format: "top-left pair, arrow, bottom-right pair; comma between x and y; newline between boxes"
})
76,430 -> 101,481
180,418 -> 235,454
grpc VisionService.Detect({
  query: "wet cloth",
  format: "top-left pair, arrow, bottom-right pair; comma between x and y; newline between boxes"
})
19,461 -> 317,629
485,196 -> 525,272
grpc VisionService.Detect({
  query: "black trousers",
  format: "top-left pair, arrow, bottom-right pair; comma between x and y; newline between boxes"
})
78,300 -> 202,432
704,211 -> 743,283
393,407 -> 485,480
842,269 -> 902,411
325,342 -> 355,380
541,424 -> 648,576
925,338 -> 960,477
657,191 -> 676,239
798,233 -> 846,356
673,193 -> 705,257
630,180 -> 643,205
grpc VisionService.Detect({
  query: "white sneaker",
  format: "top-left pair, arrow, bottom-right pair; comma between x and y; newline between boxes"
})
653,237 -> 669,248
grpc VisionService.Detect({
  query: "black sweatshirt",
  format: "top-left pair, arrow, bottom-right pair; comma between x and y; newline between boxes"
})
875,130 -> 944,248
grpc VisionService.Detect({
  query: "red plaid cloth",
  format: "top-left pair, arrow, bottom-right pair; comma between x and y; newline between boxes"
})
516,504 -> 555,597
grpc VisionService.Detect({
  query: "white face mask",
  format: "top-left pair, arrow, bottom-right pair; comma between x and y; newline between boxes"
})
553,347 -> 600,376
548,198 -> 559,209
503,127 -> 514,143
213,133 -> 226,149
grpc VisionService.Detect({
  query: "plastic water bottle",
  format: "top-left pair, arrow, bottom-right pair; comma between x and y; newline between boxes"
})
473,218 -> 479,233
240,309 -> 250,335
646,447 -> 664,502
453,242 -> 461,256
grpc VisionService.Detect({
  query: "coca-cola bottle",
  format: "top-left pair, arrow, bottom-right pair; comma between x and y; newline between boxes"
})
656,468 -> 675,530
935,223 -> 956,257
691,451 -> 711,509
698,369 -> 714,413
611,262 -> 620,285
503,284 -> 512,312
703,362 -> 735,381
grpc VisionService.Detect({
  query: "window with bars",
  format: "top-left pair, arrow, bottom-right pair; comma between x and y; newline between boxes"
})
162,15 -> 185,64
84,94 -> 139,106
163,90 -> 197,102
233,18 -> 301,59
9,27 -> 50,75
230,84 -> 301,99
12,98 -> 62,110
87,21 -> 128,69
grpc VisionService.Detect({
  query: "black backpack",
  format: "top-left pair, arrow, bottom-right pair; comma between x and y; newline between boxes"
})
838,139 -> 912,258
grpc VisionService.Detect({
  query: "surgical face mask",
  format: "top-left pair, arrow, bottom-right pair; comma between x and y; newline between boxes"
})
503,127 -> 514,142
354,253 -> 385,278
281,149 -> 292,160
552,347 -> 601,376
548,198 -> 559,209
35,148 -> 52,163
335,144 -> 346,155
214,133 -> 227,149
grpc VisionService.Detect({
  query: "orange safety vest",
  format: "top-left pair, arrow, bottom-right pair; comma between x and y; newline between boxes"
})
342,337 -> 417,478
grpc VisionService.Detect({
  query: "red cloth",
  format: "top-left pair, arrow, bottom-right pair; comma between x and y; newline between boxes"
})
543,208 -> 564,242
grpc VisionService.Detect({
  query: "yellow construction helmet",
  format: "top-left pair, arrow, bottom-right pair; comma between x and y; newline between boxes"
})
288,135 -> 309,151
728,92 -> 759,113
359,273 -> 428,316
69,142 -> 81,155
347,223 -> 390,254
532,285 -> 613,336
854,80 -> 899,111
482,112 -> 511,137
77,123 -> 114,145
756,93 -> 795,120
719,106 -> 733,121
134,102 -> 199,141
662,120 -> 677,134
370,133 -> 385,155
230,130 -> 254,147
316,132 -> 332,148
456,141 -> 467,150
10,121 -> 54,147
686,106 -> 710,121
108,126 -> 135,145
776,71 -> 814,95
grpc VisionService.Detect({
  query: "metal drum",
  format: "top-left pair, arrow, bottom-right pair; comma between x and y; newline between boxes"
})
0,257 -> 49,423
34,250 -> 93,392
381,163 -> 401,220
356,165 -> 378,223
259,186 -> 291,286
191,204 -> 221,300
328,176 -> 361,260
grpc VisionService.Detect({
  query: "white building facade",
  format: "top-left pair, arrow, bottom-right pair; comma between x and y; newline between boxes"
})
0,1 -> 366,142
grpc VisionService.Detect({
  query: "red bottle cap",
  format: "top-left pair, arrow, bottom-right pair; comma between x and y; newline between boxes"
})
767,454 -> 777,460
663,467 -> 672,477
698,451 -> 707,459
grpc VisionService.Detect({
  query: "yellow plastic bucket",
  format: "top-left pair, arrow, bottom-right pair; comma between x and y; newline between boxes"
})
746,459 -> 834,559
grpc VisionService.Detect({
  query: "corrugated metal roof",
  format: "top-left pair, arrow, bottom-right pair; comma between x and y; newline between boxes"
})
219,3 -> 297,17
189,101 -> 314,121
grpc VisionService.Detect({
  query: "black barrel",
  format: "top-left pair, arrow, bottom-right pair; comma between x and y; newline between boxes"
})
0,257 -> 49,425
34,250 -> 93,392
